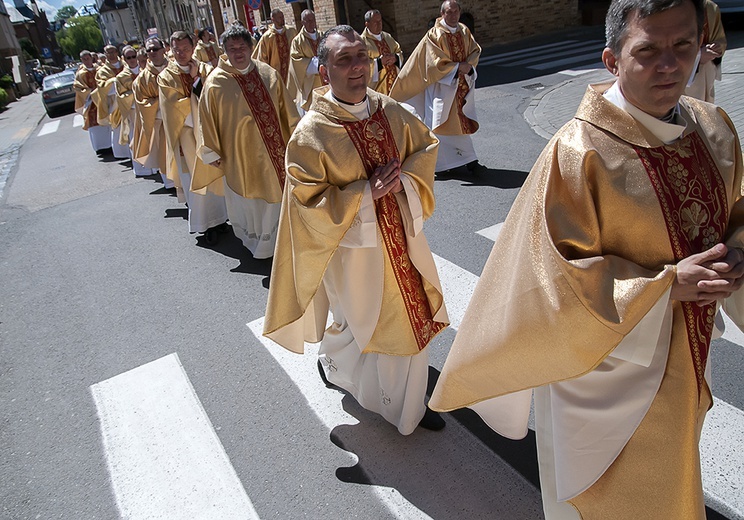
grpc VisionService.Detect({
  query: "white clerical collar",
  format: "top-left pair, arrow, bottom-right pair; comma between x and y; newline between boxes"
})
325,90 -> 371,120
131,65 -> 140,74
369,31 -> 382,41
308,30 -> 318,40
154,63 -> 167,72
237,62 -> 253,74
441,19 -> 459,33
603,81 -> 686,144
112,61 -> 122,69
275,26 -> 285,34
177,63 -> 191,73
85,66 -> 95,71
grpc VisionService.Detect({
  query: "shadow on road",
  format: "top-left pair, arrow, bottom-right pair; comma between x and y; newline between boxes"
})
195,227 -> 273,280
436,167 -> 529,189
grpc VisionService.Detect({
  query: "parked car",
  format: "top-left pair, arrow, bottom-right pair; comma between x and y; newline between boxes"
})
42,70 -> 76,116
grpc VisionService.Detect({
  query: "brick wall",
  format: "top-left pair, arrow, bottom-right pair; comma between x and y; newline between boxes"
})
260,0 -> 580,55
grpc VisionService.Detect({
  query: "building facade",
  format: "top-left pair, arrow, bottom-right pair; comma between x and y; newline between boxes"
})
250,0 -> 581,54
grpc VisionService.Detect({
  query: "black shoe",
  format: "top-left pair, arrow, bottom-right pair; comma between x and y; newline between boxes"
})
204,228 -> 218,245
435,168 -> 453,177
419,407 -> 446,431
216,222 -> 230,233
318,360 -> 335,388
466,160 -> 486,174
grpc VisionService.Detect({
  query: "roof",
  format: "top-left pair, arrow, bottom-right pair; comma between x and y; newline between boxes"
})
3,2 -> 34,23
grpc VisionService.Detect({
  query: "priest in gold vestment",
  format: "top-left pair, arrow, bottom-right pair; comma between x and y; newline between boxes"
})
116,47 -> 151,177
253,9 -> 298,100
197,25 -> 299,258
288,9 -> 323,112
73,50 -> 110,154
264,27 -> 449,435
93,45 -> 129,159
158,31 -> 228,243
361,9 -> 403,96
193,28 -> 222,67
389,1 -> 480,174
430,1 -> 744,518
686,0 -> 726,102
132,38 -> 172,187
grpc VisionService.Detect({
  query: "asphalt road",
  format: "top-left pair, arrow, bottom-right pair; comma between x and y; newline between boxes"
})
1,25 -> 743,520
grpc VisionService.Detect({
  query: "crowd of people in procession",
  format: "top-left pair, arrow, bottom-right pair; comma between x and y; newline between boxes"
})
70,0 -> 744,518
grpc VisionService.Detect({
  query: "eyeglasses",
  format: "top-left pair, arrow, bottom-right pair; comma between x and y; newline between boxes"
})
146,47 -> 163,53
124,55 -> 137,59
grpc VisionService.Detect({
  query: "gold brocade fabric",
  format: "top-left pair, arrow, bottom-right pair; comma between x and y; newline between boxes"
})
703,0 -> 727,51
264,88 -> 444,356
289,28 -> 323,107
193,41 -> 223,64
93,61 -> 125,127
430,83 -> 744,410
73,65 -> 98,130
132,63 -> 163,167
253,26 -> 297,87
158,60 -> 222,193
429,82 -> 744,516
361,28 -> 403,96
338,109 -> 447,351
115,67 -> 138,145
196,58 -> 299,201
388,18 -> 480,135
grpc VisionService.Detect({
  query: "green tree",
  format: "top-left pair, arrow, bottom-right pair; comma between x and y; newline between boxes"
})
54,5 -> 78,22
57,16 -> 103,60
18,37 -> 38,60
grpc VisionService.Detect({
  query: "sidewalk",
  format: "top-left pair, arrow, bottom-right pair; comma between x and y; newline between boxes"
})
525,46 -> 744,139
0,91 -> 46,201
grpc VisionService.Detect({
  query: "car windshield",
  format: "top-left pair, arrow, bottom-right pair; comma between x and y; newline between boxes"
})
43,72 -> 75,89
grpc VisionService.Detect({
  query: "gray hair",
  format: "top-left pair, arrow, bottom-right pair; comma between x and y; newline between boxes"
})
145,37 -> 164,49
220,24 -> 254,48
270,8 -> 282,17
318,25 -> 359,68
440,0 -> 460,14
79,50 -> 92,59
605,0 -> 704,53
301,9 -> 314,21
364,9 -> 380,23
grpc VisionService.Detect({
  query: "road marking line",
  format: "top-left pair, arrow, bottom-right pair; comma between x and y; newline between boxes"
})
475,222 -> 503,242
37,121 -> 60,137
503,43 -> 605,67
73,114 -> 84,127
530,51 -> 605,70
90,353 -> 260,520
247,318 -> 435,520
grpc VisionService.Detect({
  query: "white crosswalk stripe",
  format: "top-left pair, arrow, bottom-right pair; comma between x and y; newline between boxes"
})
73,114 -> 84,127
479,39 -> 605,73
37,120 -> 60,137
90,354 -> 260,520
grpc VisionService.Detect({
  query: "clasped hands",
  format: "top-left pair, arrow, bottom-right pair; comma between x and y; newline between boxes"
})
671,243 -> 744,304
369,159 -> 403,200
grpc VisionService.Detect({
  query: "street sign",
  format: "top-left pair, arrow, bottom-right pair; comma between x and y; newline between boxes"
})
246,0 -> 260,9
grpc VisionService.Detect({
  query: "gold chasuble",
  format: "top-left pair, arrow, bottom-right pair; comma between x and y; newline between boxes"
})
289,27 -> 323,108
193,40 -> 223,65
92,60 -> 125,127
195,58 -> 299,200
132,63 -> 165,168
115,66 -> 137,145
361,28 -> 403,96
253,26 -> 297,95
389,19 -> 479,135
264,88 -> 448,356
73,65 -> 99,130
430,83 -> 744,518
158,60 -> 222,194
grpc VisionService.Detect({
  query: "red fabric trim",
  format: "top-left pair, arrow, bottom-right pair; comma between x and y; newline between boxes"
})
276,32 -> 290,83
372,38 -> 397,93
232,68 -> 287,188
444,31 -> 477,135
338,107 -> 445,351
635,131 -> 729,393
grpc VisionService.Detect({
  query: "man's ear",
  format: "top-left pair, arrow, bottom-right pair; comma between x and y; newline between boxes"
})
602,47 -> 619,77
319,64 -> 329,84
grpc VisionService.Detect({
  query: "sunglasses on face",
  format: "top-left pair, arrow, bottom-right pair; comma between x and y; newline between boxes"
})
124,55 -> 137,59
146,47 -> 163,53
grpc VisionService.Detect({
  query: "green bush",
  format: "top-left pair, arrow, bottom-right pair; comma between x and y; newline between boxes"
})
0,87 -> 8,107
0,75 -> 13,89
